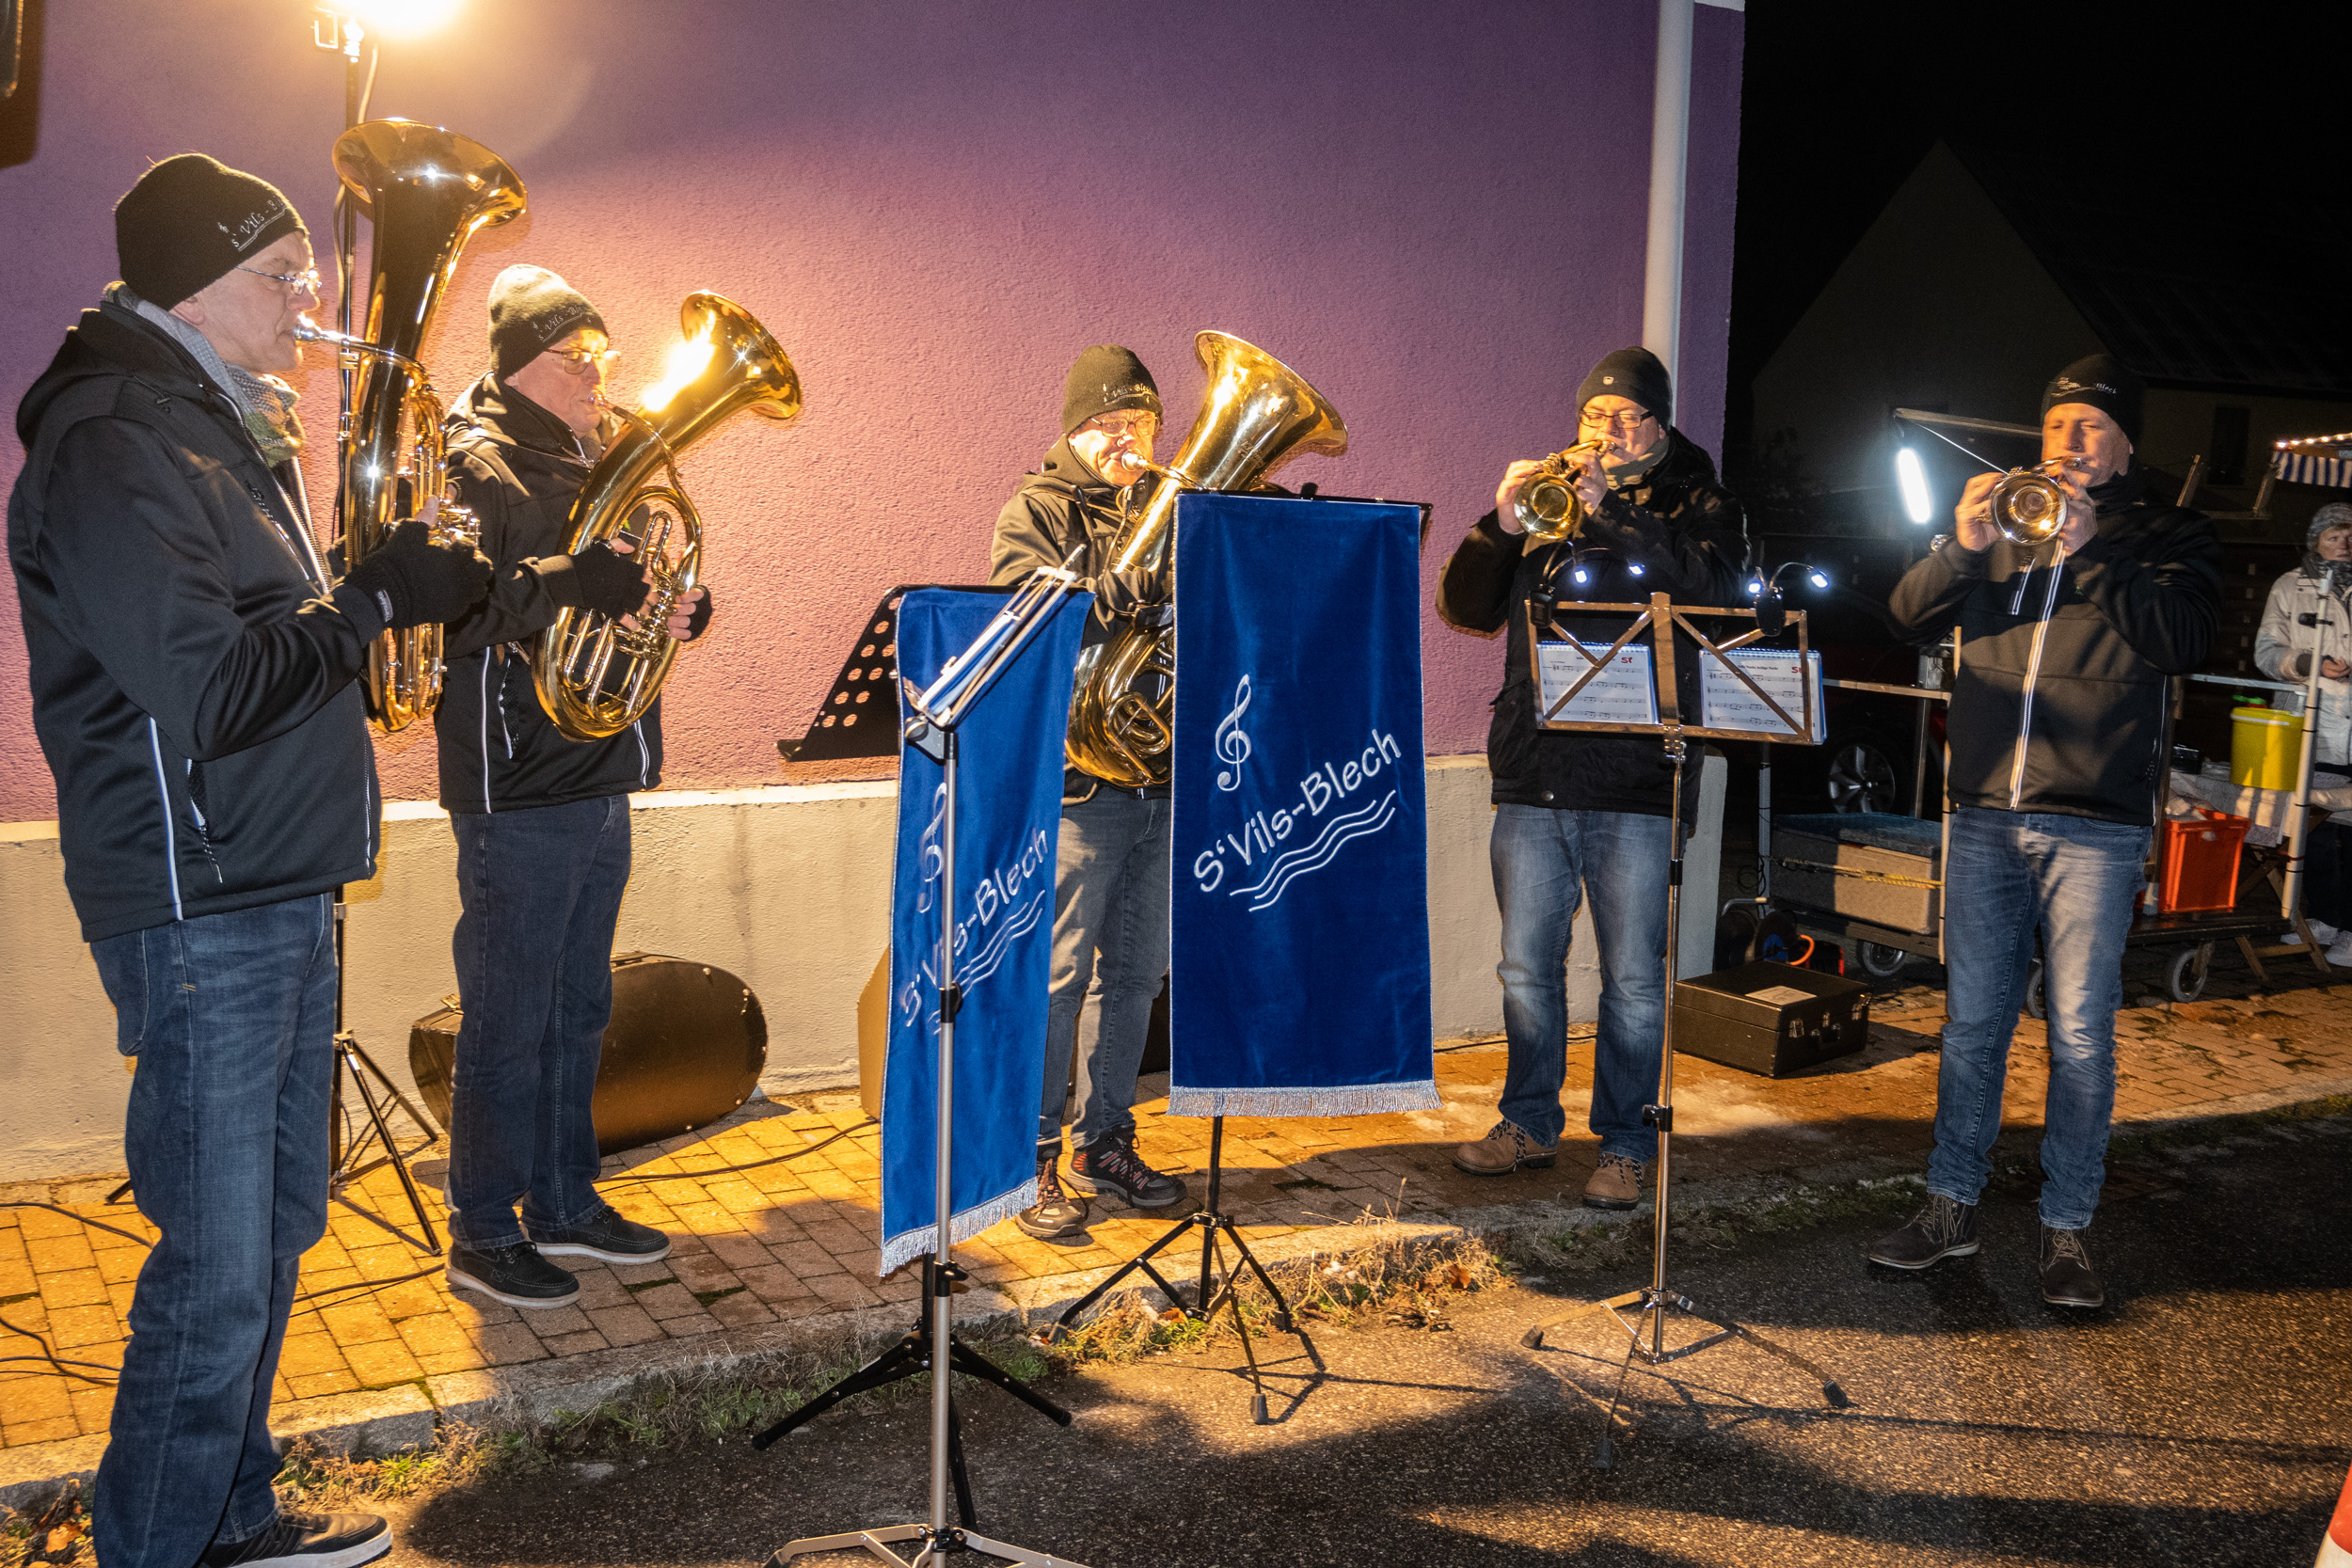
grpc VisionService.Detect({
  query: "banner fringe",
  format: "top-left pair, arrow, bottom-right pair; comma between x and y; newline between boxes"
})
877,1176 -> 1040,1278
1165,1080 -> 1441,1118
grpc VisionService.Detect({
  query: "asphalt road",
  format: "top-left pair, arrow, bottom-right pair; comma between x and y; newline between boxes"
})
380,1115 -> 2352,1567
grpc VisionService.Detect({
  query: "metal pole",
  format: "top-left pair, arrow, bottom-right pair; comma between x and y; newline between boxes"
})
1642,0 -> 1694,390
2285,575 -> 2335,920
1651,746 -> 1685,1361
929,730 -> 958,1550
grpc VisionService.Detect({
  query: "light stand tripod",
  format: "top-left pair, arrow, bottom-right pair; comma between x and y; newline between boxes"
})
1042,1116 -> 1302,1424
768,567 -> 1090,1568
1512,592 -> 1848,1465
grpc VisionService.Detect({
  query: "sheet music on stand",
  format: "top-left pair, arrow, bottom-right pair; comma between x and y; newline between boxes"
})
1536,641 -> 1660,726
1700,646 -> 1825,743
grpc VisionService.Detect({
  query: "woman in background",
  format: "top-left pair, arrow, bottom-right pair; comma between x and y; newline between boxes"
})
2255,501 -> 2352,962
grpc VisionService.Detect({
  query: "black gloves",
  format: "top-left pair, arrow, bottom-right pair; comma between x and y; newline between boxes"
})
539,539 -> 652,620
1093,562 -> 1171,620
338,518 -> 492,632
674,586 -> 714,642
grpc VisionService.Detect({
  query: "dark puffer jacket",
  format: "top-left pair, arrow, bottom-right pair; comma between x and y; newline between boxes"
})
1437,429 -> 1748,817
1887,462 -> 2220,825
8,298 -> 382,940
433,374 -> 660,814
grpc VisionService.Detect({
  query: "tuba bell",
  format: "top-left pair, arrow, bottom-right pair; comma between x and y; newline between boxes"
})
1511,440 -> 1610,543
531,293 -> 803,742
1988,456 -> 2084,546
321,119 -> 526,732
1064,331 -> 1348,787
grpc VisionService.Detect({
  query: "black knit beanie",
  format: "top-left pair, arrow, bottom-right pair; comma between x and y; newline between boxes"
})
1576,346 -> 1671,427
2041,353 -> 2143,446
487,264 -> 606,378
115,154 -> 306,309
1060,344 -> 1161,436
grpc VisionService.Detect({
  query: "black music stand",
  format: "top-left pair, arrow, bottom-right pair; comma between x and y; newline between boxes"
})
1511,592 -> 1848,1465
762,565 -> 1091,1568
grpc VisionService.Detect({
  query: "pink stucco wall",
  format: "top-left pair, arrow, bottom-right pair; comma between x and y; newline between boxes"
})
0,0 -> 1743,820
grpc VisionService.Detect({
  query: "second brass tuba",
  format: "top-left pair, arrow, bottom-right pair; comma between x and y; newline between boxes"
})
531,293 -> 803,742
1064,331 -> 1348,787
325,119 -> 526,732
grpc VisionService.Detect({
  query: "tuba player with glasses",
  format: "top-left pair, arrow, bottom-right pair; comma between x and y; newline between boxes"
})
431,265 -> 713,1311
1437,347 -> 1747,1211
989,344 -> 1194,1243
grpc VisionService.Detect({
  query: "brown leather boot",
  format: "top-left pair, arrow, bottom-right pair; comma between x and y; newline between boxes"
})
1581,1152 -> 1645,1211
1452,1119 -> 1559,1176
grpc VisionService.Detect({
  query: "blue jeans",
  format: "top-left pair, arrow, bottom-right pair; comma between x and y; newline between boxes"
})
1038,788 -> 1171,1155
1490,804 -> 1672,1158
88,894 -> 336,1568
1930,807 -> 2149,1229
447,796 -> 632,1249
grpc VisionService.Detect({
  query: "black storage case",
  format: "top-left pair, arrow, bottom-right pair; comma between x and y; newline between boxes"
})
1672,960 -> 1870,1078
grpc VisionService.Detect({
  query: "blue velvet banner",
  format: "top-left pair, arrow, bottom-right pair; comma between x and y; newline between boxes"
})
879,587 -> 1089,1275
1168,493 -> 1437,1117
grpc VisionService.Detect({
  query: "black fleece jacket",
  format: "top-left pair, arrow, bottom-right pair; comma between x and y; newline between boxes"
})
8,299 -> 383,940
1437,429 -> 1748,817
432,373 -> 660,814
1886,463 -> 2220,825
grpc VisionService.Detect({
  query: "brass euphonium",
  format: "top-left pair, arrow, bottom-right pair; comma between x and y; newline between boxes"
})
1510,440 -> 1610,543
321,119 -> 526,732
1064,331 -> 1348,787
531,293 -> 803,742
1989,456 -> 2085,546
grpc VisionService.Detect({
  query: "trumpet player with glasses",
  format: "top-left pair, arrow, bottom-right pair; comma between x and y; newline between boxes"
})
1437,347 -> 1746,1210
8,155 -> 492,1568
1869,355 -> 2220,1307
991,345 -> 1192,1243
433,265 -> 712,1309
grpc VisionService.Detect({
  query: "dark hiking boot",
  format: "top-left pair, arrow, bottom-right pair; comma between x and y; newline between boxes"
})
1867,1194 -> 1979,1270
1015,1152 -> 1090,1242
2040,1224 -> 2106,1307
1068,1135 -> 1186,1209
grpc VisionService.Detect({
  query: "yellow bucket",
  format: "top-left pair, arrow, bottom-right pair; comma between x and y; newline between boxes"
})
2231,706 -> 2301,790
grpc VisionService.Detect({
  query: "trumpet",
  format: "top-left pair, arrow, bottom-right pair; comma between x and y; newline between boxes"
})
1987,456 -> 2085,546
1510,440 -> 1609,543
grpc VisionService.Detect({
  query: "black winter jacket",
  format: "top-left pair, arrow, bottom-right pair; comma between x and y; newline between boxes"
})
8,299 -> 383,941
433,374 -> 660,814
1437,429 -> 1748,817
1886,463 -> 2220,825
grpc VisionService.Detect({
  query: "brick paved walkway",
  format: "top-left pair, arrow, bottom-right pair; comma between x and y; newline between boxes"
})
7,962 -> 2351,1454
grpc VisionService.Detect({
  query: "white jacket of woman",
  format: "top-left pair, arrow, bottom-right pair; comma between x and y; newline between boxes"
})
2255,566 -> 2352,767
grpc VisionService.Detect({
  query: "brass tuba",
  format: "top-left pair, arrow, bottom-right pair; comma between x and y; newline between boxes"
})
1510,440 -> 1610,543
1989,456 -> 2085,546
322,119 -> 526,732
1064,331 -> 1348,787
531,293 -> 803,742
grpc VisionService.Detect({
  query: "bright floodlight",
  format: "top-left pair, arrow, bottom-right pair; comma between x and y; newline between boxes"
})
344,0 -> 463,38
1895,445 -> 1934,525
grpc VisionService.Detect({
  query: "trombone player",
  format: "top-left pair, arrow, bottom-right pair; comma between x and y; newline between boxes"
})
1869,355 -> 2221,1307
434,265 -> 712,1309
991,345 -> 1192,1243
1437,347 -> 1747,1210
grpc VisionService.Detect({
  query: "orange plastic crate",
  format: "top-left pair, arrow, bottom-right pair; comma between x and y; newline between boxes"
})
2158,807 -> 2250,913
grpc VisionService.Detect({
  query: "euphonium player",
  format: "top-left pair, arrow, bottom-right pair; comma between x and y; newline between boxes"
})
433,266 -> 712,1309
9,155 -> 491,1568
1870,356 -> 2219,1307
1437,347 -> 1746,1210
990,345 -> 1193,1243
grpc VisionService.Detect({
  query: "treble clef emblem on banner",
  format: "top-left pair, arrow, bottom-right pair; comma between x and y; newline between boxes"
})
914,783 -> 946,912
1215,674 -> 1254,792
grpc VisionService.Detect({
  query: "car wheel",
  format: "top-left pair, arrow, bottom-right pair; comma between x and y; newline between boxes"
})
1855,940 -> 1908,978
1826,739 -> 1901,815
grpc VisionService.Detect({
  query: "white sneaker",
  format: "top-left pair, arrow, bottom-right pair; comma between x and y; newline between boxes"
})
2326,935 -> 2352,968
2295,920 -> 2342,946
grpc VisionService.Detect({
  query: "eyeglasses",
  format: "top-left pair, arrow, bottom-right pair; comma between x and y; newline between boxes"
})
1087,412 -> 1157,440
237,264 -> 324,296
555,347 -> 622,375
1580,408 -> 1652,432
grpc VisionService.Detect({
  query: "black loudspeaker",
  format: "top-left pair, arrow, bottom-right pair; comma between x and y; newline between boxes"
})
409,952 -> 768,1157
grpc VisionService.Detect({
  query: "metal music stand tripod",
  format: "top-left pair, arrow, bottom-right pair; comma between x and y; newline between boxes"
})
1040,1115 -> 1301,1424
1510,591 -> 1848,1465
764,563 -> 1091,1568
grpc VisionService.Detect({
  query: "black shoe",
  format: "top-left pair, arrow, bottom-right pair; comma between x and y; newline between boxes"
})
1867,1194 -> 1979,1270
2040,1224 -> 2105,1307
200,1512 -> 390,1568
1015,1153 -> 1091,1242
1067,1136 -> 1185,1209
526,1205 -> 673,1264
447,1241 -> 580,1309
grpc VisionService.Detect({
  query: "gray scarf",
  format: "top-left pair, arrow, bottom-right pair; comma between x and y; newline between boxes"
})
119,287 -> 307,466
